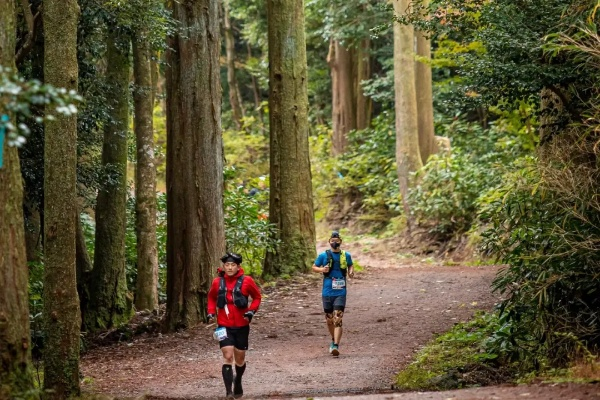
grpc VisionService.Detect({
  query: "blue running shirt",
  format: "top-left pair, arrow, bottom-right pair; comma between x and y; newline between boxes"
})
314,251 -> 353,296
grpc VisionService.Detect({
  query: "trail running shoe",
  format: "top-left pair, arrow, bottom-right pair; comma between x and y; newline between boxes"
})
329,341 -> 335,354
331,344 -> 339,357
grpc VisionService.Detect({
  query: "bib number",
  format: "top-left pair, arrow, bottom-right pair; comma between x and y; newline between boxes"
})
213,327 -> 228,341
332,278 -> 346,290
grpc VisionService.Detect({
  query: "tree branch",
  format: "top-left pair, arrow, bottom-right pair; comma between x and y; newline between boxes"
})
15,1 -> 40,66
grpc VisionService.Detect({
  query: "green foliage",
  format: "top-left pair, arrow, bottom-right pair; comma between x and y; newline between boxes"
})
480,145 -> 600,366
224,173 -> 278,277
317,111 -> 400,217
0,67 -> 81,145
408,111 -> 536,238
408,151 -> 490,237
28,260 -> 44,359
396,312 -> 507,391
223,118 -> 269,182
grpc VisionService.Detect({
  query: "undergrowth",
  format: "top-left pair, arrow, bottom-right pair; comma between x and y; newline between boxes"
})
396,312 -> 514,391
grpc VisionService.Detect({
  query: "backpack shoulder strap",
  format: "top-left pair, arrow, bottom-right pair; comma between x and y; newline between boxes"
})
235,274 -> 245,290
325,250 -> 333,265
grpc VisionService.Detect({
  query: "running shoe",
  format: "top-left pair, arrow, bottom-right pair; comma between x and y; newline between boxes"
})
329,341 -> 335,354
331,344 -> 339,356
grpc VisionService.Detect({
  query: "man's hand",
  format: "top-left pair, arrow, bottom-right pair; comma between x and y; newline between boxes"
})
322,266 -> 330,274
243,310 -> 255,322
348,270 -> 355,279
206,314 -> 215,323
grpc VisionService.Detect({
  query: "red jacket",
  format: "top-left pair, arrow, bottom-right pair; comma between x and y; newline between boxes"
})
207,268 -> 261,328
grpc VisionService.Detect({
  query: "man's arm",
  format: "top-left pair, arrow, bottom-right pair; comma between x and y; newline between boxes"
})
246,277 -> 262,313
347,253 -> 354,278
312,264 -> 329,274
311,253 -> 329,274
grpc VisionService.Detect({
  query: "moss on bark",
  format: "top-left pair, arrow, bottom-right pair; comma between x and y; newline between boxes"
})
263,0 -> 317,278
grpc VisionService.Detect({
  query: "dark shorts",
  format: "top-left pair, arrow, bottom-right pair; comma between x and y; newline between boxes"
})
218,325 -> 250,350
322,295 -> 346,313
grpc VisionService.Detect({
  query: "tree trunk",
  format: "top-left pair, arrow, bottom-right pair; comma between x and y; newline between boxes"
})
247,42 -> 264,123
42,1 -> 82,396
393,0 -> 422,218
24,197 -> 42,261
415,1 -> 437,164
133,31 -> 159,312
329,40 -> 356,155
223,0 -> 244,129
0,3 -> 34,397
165,0 -> 225,331
263,0 -> 316,278
83,31 -> 132,332
355,37 -> 372,131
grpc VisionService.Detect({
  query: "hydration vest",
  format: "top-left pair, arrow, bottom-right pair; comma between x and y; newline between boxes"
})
217,275 -> 248,309
323,250 -> 348,278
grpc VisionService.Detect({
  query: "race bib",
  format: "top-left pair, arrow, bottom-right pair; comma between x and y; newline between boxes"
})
213,327 -> 228,341
332,278 -> 346,290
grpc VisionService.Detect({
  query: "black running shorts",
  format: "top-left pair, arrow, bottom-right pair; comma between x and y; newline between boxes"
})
219,325 -> 250,350
322,295 -> 346,313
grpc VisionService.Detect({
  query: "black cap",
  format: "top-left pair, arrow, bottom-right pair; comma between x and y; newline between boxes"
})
330,231 -> 341,239
221,252 -> 242,264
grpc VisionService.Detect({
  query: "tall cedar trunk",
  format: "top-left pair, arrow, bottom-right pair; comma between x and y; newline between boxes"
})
355,37 -> 372,131
165,0 -> 225,331
0,1 -> 34,396
263,0 -> 316,277
393,0 -> 422,218
84,31 -> 132,332
133,31 -> 159,312
247,42 -> 264,123
223,0 -> 244,129
43,1 -> 81,396
329,40 -> 356,155
415,1 -> 437,164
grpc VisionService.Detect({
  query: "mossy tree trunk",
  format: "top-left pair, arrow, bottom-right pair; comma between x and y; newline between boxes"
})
223,0 -> 244,130
165,0 -> 225,331
0,2 -> 34,397
83,31 -> 132,332
415,0 -> 438,164
42,1 -> 82,397
393,0 -> 422,219
133,30 -> 159,312
263,0 -> 316,278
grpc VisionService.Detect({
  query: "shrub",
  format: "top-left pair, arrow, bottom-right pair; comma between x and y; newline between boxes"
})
480,132 -> 600,366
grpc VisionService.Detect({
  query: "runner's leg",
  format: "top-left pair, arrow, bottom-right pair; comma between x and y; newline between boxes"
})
220,345 -> 235,397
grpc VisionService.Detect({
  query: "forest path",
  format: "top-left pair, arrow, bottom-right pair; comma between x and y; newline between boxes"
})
81,239 -> 587,399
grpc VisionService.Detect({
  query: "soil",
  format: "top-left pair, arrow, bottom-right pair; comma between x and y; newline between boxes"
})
80,238 -> 600,400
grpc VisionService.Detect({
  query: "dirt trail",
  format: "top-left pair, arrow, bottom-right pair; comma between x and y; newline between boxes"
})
80,240 -> 599,399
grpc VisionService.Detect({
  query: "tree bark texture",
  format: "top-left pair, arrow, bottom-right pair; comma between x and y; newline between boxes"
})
355,37 -> 372,131
0,2 -> 34,397
329,40 -> 356,155
247,42 -> 264,124
263,0 -> 317,277
393,0 -> 422,217
223,0 -> 244,129
84,31 -> 132,332
133,31 -> 159,312
42,1 -> 82,397
165,0 -> 225,331
415,1 -> 437,164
